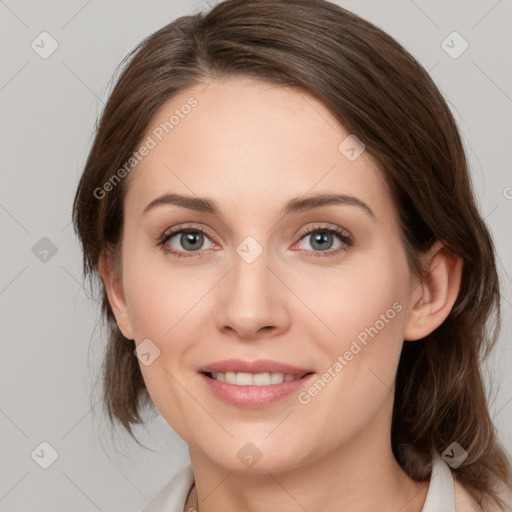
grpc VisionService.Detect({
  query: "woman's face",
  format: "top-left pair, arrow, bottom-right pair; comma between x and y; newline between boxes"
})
110,76 -> 421,472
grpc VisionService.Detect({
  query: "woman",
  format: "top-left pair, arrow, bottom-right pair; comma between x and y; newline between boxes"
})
72,0 -> 512,510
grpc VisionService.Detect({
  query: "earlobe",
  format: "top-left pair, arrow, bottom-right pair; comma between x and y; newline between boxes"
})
98,251 -> 135,340
403,241 -> 463,341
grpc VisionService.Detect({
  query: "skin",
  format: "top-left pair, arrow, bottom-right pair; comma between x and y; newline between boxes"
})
99,75 -> 463,512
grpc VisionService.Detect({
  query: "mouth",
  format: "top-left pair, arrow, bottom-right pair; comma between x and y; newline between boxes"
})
197,360 -> 316,408
202,371 -> 313,386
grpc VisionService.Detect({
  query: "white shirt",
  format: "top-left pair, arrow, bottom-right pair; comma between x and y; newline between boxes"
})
142,452 -> 456,512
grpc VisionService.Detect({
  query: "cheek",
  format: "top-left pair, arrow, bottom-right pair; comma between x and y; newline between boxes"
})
121,253 -> 206,424
121,244 -> 203,341
294,249 -> 409,348
295,248 -> 410,404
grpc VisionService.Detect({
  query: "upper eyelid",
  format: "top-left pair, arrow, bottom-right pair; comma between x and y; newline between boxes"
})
161,223 -> 348,237
296,224 -> 351,239
161,223 -> 212,241
161,223 -> 352,249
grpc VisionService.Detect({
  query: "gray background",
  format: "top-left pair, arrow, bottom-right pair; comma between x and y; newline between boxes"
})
0,1 -> 511,510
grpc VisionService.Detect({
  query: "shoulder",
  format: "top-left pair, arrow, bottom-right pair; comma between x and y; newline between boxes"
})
142,464 -> 195,512
453,477 -> 512,512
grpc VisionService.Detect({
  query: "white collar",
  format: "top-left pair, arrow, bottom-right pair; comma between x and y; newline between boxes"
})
421,452 -> 456,512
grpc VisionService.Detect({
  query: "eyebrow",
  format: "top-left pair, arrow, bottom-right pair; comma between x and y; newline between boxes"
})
141,192 -> 375,218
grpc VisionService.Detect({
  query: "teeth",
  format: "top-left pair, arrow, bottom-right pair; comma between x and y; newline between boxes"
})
211,371 -> 304,385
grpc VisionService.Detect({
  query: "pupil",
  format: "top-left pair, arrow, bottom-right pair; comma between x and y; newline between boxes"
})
311,232 -> 332,251
181,232 -> 203,251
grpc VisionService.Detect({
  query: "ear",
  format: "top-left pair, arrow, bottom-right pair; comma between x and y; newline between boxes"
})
403,240 -> 463,341
98,250 -> 135,340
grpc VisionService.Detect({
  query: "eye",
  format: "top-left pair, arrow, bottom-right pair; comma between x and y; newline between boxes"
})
294,224 -> 353,257
157,223 -> 353,259
157,226 -> 216,258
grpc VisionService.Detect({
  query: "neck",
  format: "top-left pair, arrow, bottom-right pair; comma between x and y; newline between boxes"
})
185,397 -> 429,512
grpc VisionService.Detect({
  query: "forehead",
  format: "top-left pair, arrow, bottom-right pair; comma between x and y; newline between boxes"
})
124,76 -> 396,225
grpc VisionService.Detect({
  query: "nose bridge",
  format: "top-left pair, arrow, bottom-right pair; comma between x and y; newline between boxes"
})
214,239 -> 290,337
230,243 -> 275,311
232,245 -> 271,297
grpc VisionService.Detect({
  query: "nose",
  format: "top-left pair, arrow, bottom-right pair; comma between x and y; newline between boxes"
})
214,249 -> 291,340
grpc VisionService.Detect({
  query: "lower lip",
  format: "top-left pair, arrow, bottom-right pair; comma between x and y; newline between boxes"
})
199,372 -> 315,408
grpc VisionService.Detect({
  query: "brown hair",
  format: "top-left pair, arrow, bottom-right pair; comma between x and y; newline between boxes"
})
72,0 -> 511,508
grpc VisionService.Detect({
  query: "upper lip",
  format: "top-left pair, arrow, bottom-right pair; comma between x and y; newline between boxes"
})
198,359 -> 314,375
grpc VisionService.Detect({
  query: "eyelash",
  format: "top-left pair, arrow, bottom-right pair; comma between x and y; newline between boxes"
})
156,224 -> 354,259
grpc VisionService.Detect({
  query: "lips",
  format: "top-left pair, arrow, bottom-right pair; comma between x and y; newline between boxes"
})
197,359 -> 316,408
198,358 -> 313,375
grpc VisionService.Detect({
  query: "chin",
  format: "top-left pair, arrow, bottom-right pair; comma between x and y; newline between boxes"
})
193,435 -> 315,475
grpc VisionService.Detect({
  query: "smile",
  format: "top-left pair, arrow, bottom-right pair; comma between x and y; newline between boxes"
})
205,371 -> 307,385
199,371 -> 315,408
